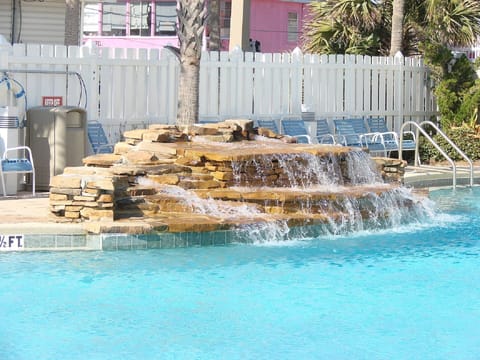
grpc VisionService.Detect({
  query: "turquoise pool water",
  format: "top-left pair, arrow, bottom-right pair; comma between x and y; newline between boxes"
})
1,187 -> 479,360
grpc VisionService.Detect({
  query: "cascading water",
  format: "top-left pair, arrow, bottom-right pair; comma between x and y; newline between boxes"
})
309,186 -> 436,236
137,179 -> 262,220
137,143 -> 434,244
231,152 -> 344,188
344,150 -> 383,185
228,149 -> 434,243
230,149 -> 381,188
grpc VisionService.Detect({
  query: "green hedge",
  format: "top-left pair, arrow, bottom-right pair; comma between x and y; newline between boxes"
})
419,125 -> 480,163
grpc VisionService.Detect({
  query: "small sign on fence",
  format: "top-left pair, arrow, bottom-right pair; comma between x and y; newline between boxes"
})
42,96 -> 63,107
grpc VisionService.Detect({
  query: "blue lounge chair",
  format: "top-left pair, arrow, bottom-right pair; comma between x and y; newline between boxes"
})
315,119 -> 344,145
256,119 -> 280,134
332,118 -> 363,147
87,121 -> 114,154
367,117 -> 416,153
333,118 -> 386,155
281,119 -> 311,144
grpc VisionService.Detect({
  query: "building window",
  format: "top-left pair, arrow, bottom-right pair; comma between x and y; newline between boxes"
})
102,3 -> 127,36
220,0 -> 231,38
287,12 -> 298,42
83,3 -> 100,36
82,1 -> 177,38
130,1 -> 151,36
155,2 -> 177,36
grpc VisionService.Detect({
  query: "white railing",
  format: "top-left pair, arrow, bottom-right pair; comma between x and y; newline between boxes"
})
400,121 -> 473,189
0,43 -> 438,144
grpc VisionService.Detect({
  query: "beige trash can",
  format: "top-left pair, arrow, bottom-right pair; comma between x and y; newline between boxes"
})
27,106 -> 87,191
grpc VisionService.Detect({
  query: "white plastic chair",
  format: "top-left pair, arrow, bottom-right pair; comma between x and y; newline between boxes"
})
0,146 -> 35,197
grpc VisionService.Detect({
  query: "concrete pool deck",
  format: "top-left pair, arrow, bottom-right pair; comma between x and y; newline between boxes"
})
0,163 -> 479,251
404,163 -> 480,188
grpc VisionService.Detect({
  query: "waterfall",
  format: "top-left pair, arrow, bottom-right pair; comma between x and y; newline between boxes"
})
137,144 -> 434,243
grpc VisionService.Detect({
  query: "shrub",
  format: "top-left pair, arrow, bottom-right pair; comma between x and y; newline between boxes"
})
456,79 -> 480,128
419,125 -> 480,163
423,43 -> 480,129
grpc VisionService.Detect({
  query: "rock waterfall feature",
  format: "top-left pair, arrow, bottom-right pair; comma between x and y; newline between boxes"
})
49,120 -> 430,242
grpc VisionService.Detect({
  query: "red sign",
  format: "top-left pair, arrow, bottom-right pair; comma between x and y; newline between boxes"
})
42,96 -> 63,107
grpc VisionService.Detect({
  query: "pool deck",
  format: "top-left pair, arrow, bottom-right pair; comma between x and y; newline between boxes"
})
0,163 -> 479,251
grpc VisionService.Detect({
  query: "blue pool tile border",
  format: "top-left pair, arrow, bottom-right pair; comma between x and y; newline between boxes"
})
101,230 -> 230,250
14,223 -> 333,252
16,231 -> 232,251
23,233 -> 101,251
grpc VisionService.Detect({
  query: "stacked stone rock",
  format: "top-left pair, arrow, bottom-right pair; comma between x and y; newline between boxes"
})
374,158 -> 406,184
49,120 -> 261,223
49,167 -> 128,222
48,119 -> 408,231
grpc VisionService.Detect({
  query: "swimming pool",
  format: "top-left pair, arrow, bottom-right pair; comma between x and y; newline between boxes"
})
1,187 -> 479,360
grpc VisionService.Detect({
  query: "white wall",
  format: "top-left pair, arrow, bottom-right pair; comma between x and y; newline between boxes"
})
0,2 -> 13,43
0,0 -> 65,45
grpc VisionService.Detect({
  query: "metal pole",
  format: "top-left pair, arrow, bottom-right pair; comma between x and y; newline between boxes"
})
0,68 -> 88,108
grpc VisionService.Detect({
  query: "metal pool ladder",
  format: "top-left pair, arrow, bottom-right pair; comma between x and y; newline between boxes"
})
399,120 -> 473,189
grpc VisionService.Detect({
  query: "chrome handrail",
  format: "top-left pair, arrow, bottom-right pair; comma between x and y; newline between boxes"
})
399,120 -> 473,188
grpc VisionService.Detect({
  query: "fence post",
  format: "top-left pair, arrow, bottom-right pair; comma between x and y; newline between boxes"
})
75,44 -> 100,123
394,51 -> 404,133
0,40 -> 11,69
290,47 -> 303,115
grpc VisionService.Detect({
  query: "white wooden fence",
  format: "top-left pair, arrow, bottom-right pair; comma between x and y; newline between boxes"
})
0,43 -> 438,143
454,38 -> 480,62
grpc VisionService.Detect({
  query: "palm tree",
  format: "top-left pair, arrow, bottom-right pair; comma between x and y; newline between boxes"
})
65,0 -> 81,46
176,0 -> 207,126
423,0 -> 480,47
389,0 -> 405,55
302,0 -> 385,55
303,0 -> 480,57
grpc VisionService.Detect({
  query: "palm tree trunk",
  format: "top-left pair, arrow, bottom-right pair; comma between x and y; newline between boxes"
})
176,0 -> 207,126
208,0 -> 221,51
177,60 -> 201,126
390,0 -> 405,56
65,0 -> 81,46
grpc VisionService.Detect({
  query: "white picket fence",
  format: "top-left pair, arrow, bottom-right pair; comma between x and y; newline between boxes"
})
0,43 -> 438,143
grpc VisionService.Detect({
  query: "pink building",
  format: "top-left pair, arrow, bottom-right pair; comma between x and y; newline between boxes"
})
81,0 -> 310,52
249,0 -> 309,53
